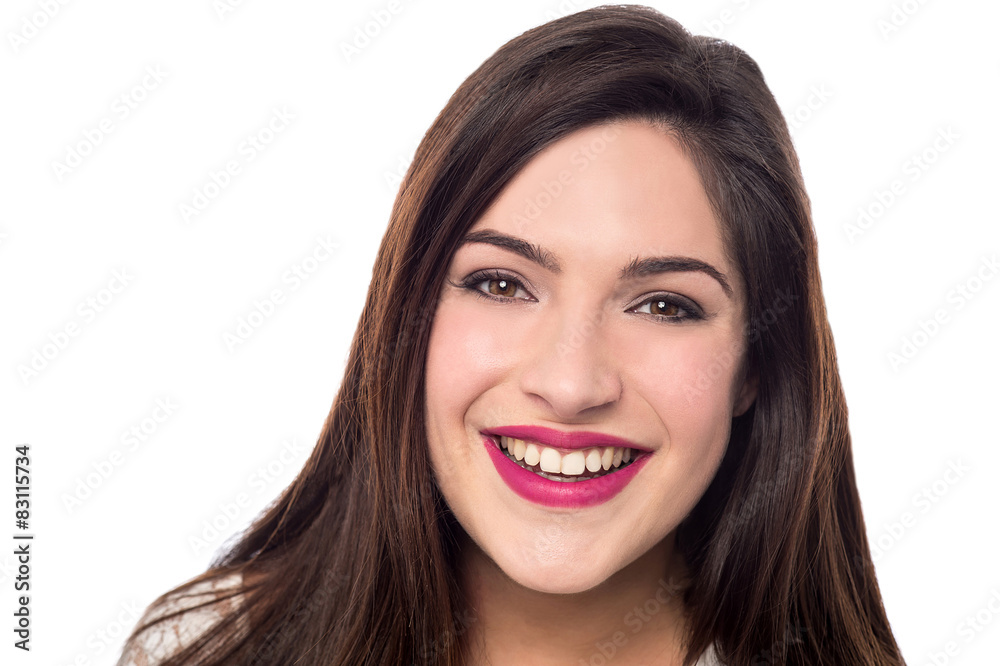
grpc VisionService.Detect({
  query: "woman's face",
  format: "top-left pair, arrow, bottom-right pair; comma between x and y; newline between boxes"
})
424,121 -> 756,594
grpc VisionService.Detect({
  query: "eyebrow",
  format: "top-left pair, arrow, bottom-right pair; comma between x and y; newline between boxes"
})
458,229 -> 733,298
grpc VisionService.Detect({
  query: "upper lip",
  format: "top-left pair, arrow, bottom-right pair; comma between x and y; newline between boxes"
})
482,425 -> 651,452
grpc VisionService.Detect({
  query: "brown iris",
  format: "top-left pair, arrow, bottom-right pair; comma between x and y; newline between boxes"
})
649,299 -> 680,317
488,279 -> 518,298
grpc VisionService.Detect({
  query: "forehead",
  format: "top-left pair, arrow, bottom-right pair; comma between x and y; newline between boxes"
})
470,121 -> 728,271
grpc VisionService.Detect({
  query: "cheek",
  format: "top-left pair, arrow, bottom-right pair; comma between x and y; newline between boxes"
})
425,298 -> 515,471
622,326 -> 744,449
426,299 -> 510,411
617,327 -> 744,529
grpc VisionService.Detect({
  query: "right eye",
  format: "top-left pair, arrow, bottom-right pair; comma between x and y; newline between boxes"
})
459,269 -> 535,302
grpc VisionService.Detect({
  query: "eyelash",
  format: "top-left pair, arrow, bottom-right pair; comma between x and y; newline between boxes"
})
455,269 -> 704,323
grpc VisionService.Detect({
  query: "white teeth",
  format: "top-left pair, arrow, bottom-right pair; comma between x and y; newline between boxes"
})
601,447 -> 613,470
497,436 -> 639,479
539,448 -> 562,473
561,450 -> 586,475
513,438 -> 526,461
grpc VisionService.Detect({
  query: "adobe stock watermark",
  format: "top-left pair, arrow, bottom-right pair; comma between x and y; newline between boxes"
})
57,599 -> 143,664
877,0 -> 931,40
51,65 -> 168,182
923,588 -> 1000,666
886,254 -> 997,372
418,606 -> 479,664
748,624 -> 809,665
843,126 -> 959,244
578,576 -> 686,666
16,268 -> 134,386
61,398 -> 179,514
178,106 -> 295,223
702,0 -> 754,38
546,263 -> 797,409
213,0 -> 248,20
511,123 -> 624,236
383,137 -> 421,192
505,492 -> 579,567
223,234 -> 339,352
391,98 -> 625,232
867,459 -> 969,563
682,288 -> 799,406
0,555 -> 19,588
542,0 -> 586,21
339,0 -> 408,63
249,568 -> 354,665
7,0 -> 72,54
189,437 -> 307,556
786,84 -> 834,137
721,441 -> 811,539
373,297 -> 439,375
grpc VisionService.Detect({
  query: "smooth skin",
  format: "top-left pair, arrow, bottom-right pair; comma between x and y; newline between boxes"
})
424,120 -> 756,664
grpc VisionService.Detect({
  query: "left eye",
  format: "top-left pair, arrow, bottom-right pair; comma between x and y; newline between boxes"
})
630,296 -> 700,321
480,277 -> 521,298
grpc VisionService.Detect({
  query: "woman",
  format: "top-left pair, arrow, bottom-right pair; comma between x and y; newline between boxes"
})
119,5 -> 905,665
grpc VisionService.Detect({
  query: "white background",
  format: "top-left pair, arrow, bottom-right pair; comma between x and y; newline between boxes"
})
2,0 -> 998,664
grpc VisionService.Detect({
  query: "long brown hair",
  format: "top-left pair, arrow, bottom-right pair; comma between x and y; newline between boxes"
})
120,5 -> 905,665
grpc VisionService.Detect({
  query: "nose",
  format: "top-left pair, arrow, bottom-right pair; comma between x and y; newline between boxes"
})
518,307 -> 623,420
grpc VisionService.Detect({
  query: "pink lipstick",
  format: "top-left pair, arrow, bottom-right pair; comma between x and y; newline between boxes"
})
481,426 -> 652,509
483,425 -> 653,452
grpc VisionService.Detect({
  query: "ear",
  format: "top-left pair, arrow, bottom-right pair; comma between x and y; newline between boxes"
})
732,368 -> 758,417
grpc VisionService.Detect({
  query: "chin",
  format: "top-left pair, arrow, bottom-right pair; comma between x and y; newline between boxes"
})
505,558 -> 612,595
480,529 -> 623,595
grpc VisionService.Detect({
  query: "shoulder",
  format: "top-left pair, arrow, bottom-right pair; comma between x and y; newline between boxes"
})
696,642 -> 722,665
117,571 -> 245,666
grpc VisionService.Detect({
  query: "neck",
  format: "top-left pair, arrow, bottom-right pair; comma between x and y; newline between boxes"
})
457,529 -> 691,666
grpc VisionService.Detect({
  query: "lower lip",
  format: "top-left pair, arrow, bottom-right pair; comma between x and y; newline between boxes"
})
482,435 -> 651,509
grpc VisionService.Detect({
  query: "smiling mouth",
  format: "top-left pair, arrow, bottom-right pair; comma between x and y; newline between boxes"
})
490,435 -> 642,482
